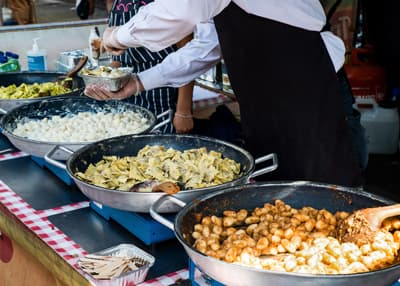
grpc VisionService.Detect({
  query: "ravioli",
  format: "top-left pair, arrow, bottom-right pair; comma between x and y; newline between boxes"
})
75,145 -> 241,191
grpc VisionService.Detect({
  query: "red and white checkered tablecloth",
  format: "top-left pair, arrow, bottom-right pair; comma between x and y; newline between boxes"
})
138,269 -> 189,286
35,201 -> 90,218
0,180 -> 189,285
0,151 -> 29,161
0,181 -> 87,263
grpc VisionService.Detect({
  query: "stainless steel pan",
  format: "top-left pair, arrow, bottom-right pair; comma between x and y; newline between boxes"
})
0,71 -> 84,114
45,134 -> 278,213
150,181 -> 400,286
0,96 -> 170,160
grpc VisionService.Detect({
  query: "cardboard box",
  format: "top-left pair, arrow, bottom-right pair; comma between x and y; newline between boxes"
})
321,0 -> 359,61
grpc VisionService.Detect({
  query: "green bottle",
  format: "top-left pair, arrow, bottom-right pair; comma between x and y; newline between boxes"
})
0,51 -> 21,72
6,51 -> 21,72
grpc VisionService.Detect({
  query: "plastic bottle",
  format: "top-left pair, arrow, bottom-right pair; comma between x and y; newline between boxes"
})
0,51 -> 21,72
5,51 -> 21,72
354,97 -> 400,154
88,27 -> 101,66
0,55 -> 10,72
27,38 -> 48,71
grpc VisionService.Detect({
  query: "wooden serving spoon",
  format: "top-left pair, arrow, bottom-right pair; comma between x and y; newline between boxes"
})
129,180 -> 180,195
56,56 -> 89,89
66,55 -> 89,78
151,182 -> 180,195
336,204 -> 400,245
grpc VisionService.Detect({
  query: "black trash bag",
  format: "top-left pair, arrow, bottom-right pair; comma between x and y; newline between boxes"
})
76,0 -> 90,20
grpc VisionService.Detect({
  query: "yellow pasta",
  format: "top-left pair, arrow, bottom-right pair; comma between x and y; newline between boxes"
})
0,80 -> 72,99
75,145 -> 241,191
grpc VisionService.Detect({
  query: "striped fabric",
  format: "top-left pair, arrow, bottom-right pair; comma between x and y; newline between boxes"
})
109,0 -> 178,133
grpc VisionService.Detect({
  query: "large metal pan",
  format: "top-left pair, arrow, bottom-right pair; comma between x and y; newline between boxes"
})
0,71 -> 84,114
44,134 -> 278,213
0,96 -> 170,160
150,181 -> 400,286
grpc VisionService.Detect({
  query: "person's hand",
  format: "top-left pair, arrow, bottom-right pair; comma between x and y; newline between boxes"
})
173,113 -> 194,134
84,74 -> 143,100
102,27 -> 127,56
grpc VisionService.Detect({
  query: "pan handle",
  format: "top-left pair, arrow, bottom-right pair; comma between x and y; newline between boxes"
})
0,148 -> 16,155
150,109 -> 173,133
248,153 -> 278,180
150,195 -> 186,231
44,145 -> 74,170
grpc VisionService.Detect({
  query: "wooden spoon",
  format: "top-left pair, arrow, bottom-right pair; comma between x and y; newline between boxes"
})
129,180 -> 180,195
151,182 -> 180,195
66,55 -> 89,78
336,204 -> 400,245
56,56 -> 88,89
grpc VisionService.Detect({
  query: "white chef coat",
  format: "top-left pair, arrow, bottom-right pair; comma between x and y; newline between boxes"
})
138,21 -> 221,90
116,0 -> 345,73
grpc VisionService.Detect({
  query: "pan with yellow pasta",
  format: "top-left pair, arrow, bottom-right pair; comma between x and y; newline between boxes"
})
49,134 -> 278,213
0,71 -> 84,114
74,145 -> 242,191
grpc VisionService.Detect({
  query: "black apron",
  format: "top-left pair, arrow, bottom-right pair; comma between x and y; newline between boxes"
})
109,0 -> 178,133
214,3 -> 363,187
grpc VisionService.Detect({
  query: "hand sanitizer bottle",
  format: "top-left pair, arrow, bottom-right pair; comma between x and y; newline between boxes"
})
27,38 -> 48,71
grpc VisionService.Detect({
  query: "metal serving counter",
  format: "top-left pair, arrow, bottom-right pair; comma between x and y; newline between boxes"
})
0,133 -> 189,285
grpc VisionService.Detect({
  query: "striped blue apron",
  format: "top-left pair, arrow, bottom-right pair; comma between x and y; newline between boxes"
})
108,0 -> 178,133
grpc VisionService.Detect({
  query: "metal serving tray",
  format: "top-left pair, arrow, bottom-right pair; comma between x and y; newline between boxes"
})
79,67 -> 131,92
78,243 -> 155,285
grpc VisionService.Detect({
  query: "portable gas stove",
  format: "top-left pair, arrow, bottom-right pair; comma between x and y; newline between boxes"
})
90,201 -> 175,245
30,155 -> 175,245
189,259 -> 224,286
31,156 -> 74,185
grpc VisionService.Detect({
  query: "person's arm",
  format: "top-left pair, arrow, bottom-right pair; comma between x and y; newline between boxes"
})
174,34 -> 195,133
88,0 -> 96,17
102,0 -> 229,54
174,80 -> 194,133
85,22 -> 221,101
8,0 -> 25,25
106,0 -> 113,14
138,21 -> 221,89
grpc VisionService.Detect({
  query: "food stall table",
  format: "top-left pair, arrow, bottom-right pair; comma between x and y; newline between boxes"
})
0,134 -> 189,286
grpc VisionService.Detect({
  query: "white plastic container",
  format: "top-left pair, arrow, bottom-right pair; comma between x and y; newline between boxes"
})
354,97 -> 400,154
27,38 -> 47,71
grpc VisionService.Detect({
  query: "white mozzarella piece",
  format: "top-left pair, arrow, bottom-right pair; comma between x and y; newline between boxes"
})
13,111 -> 151,142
